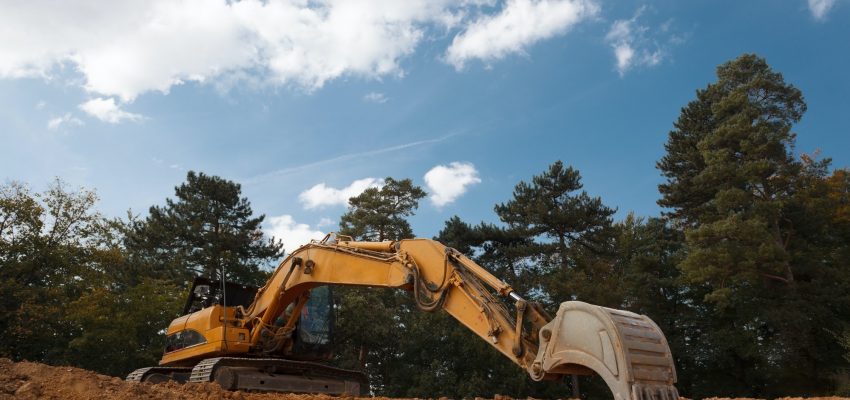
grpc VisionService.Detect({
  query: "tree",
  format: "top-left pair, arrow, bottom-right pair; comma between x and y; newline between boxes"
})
64,278 -> 184,376
333,177 -> 425,394
496,161 -> 615,260
657,54 -> 850,396
494,161 -> 617,306
126,171 -> 282,286
404,217 -> 569,399
658,54 -> 807,294
839,330 -> 850,395
0,180 -> 103,363
0,179 -> 191,377
364,215 -> 570,399
339,177 -> 426,241
492,162 -> 618,397
613,215 -> 707,393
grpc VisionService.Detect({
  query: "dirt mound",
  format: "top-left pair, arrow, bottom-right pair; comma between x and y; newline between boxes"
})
702,398 -> 848,400
0,358 -> 367,400
2,358 -> 848,400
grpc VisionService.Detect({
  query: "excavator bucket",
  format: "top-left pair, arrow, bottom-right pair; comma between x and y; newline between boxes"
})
529,301 -> 679,400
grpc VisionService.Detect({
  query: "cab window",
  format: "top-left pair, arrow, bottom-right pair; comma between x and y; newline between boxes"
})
165,329 -> 207,353
293,286 -> 334,359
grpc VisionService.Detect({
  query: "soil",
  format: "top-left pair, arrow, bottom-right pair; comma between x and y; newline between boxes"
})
0,358 -> 847,400
0,358 -> 372,400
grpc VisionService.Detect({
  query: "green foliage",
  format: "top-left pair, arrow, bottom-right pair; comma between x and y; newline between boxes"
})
495,161 -> 615,257
2,53 -> 849,400
657,53 -> 850,396
838,331 -> 850,395
333,177 -> 426,393
0,180 -> 102,363
495,161 -> 618,308
64,278 -> 184,376
0,180 -> 184,377
658,54 -> 808,297
126,171 -> 282,286
339,177 -> 426,241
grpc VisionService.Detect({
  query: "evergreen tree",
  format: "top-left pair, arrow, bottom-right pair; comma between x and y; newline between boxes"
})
613,215 -> 706,393
657,54 -> 850,395
333,177 -> 425,394
374,216 -> 569,399
126,171 -> 282,286
339,177 -> 426,241
492,162 -> 618,397
495,161 -> 617,306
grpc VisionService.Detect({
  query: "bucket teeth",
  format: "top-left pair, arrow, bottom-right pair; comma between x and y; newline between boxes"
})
632,383 -> 679,400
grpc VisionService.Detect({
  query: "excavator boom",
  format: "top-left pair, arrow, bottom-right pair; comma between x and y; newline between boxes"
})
128,236 -> 679,399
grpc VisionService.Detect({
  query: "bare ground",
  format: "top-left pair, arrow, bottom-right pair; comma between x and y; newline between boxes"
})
0,358 -> 846,400
0,358 -> 369,400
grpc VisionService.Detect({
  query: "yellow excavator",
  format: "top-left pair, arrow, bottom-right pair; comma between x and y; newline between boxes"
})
127,234 -> 679,400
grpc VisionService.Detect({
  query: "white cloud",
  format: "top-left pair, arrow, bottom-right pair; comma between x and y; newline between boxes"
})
605,8 -> 674,76
78,97 -> 144,124
363,92 -> 388,103
46,113 -> 84,130
612,42 -> 635,74
265,214 -> 325,254
424,162 -> 481,207
317,217 -> 335,228
35,100 -> 46,110
0,1 -> 610,103
299,177 -> 382,209
445,0 -> 599,69
0,1 -> 473,102
808,0 -> 837,20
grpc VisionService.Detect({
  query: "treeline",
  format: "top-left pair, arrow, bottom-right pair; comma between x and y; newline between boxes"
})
1,54 -> 849,398
0,172 -> 283,376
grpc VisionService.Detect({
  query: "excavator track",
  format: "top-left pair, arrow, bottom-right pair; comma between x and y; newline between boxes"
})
126,366 -> 192,383
189,357 -> 367,395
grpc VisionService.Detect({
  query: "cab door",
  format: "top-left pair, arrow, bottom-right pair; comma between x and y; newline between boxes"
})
292,286 -> 334,360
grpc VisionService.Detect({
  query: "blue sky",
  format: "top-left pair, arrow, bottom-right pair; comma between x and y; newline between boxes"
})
1,0 -> 848,252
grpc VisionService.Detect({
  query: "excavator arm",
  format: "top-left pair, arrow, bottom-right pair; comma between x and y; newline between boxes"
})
150,235 -> 679,400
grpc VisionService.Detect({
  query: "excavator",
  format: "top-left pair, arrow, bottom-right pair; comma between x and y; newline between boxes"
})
127,234 -> 679,400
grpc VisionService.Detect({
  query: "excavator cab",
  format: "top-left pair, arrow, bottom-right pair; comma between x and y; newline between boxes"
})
181,277 -> 336,360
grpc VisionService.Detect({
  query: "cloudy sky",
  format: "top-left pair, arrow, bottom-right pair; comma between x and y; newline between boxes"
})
1,0 -> 848,252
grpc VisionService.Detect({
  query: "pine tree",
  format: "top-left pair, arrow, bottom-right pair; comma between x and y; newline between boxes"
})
333,177 -> 425,394
338,177 -> 426,241
126,171 -> 282,286
657,54 -> 850,395
495,161 -> 617,305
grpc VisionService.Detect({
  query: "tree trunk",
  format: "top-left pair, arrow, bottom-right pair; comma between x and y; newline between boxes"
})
571,374 -> 581,399
770,217 -> 794,284
358,344 -> 368,368
558,233 -> 569,270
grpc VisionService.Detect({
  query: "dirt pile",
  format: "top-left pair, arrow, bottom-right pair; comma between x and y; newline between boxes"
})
682,398 -> 850,400
1,358 -> 848,400
0,358 -> 366,400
